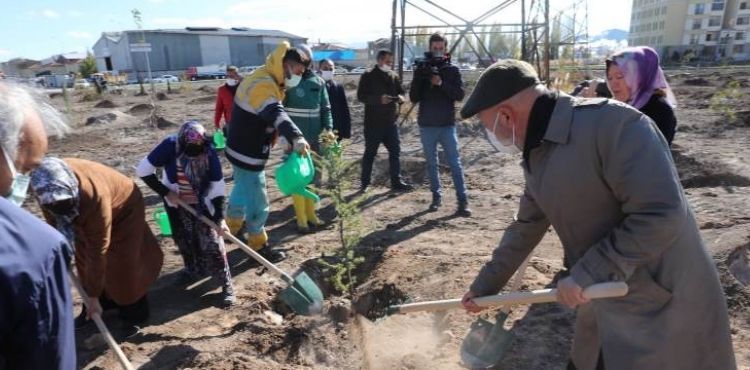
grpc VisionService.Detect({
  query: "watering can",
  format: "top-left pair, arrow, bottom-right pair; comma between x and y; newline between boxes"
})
213,130 -> 226,150
152,207 -> 172,236
275,151 -> 319,202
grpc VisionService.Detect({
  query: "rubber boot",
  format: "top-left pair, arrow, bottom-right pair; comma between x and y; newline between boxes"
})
305,198 -> 324,227
226,216 -> 244,236
247,229 -> 269,251
292,194 -> 310,233
249,229 -> 285,262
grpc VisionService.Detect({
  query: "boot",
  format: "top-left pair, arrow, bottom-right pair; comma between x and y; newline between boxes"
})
428,196 -> 442,212
391,179 -> 414,191
226,216 -> 244,236
305,198 -> 324,228
292,194 -> 310,233
248,231 -> 285,263
457,200 -> 472,217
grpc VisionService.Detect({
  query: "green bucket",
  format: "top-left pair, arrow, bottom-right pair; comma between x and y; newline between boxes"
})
213,130 -> 226,150
275,152 -> 319,201
153,207 -> 172,236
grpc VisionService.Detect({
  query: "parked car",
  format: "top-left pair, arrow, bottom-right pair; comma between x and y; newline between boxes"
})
150,74 -> 180,83
334,66 -> 348,74
350,66 -> 368,74
74,79 -> 91,88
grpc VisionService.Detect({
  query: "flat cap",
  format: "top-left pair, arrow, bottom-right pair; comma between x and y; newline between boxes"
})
460,59 -> 541,118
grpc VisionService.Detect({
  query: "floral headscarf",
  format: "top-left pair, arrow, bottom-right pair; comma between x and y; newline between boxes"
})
176,121 -> 211,197
30,157 -> 79,249
606,46 -> 677,109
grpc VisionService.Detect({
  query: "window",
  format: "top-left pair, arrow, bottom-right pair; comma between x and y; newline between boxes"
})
658,36 -> 664,44
660,21 -> 666,30
651,36 -> 658,44
737,32 -> 746,40
739,16 -> 750,25
693,19 -> 703,29
690,34 -> 700,44
709,17 -> 721,27
741,2 -> 747,10
663,6 -> 668,15
707,33 -> 714,41
734,44 -> 745,53
695,3 -> 705,14
712,1 -> 725,11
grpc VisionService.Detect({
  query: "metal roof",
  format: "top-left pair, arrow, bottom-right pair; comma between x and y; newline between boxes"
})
120,27 -> 306,40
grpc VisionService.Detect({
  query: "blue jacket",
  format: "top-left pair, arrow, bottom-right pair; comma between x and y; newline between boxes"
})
0,197 -> 75,370
408,62 -> 464,127
325,79 -> 351,139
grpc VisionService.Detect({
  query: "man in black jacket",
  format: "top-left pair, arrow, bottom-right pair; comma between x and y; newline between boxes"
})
319,59 -> 351,140
409,33 -> 470,216
357,49 -> 412,191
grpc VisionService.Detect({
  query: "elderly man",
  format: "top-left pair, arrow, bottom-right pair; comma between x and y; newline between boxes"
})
319,58 -> 351,141
460,60 -> 735,370
0,83 -> 75,370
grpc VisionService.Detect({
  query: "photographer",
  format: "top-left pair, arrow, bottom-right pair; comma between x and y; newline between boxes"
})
409,33 -> 470,216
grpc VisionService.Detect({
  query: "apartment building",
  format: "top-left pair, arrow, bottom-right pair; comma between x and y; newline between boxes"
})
629,0 -> 750,61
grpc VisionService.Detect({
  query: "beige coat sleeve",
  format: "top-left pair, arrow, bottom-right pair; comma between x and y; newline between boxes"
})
570,115 -> 687,288
470,187 -> 551,295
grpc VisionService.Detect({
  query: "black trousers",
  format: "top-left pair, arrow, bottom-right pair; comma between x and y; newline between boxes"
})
361,124 -> 402,186
567,351 -> 605,370
81,294 -> 149,324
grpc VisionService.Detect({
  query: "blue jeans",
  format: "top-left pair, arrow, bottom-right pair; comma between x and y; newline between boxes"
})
419,125 -> 467,202
227,166 -> 269,234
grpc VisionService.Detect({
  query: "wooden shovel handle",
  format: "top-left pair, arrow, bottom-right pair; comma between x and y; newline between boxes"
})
173,198 -> 295,284
69,271 -> 135,370
391,282 -> 628,315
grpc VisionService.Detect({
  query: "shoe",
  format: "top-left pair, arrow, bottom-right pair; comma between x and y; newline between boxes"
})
221,285 -> 237,307
428,197 -> 442,212
457,201 -> 472,217
258,246 -> 286,263
297,225 -> 311,234
391,181 -> 414,191
358,183 -> 369,193
74,310 -> 93,330
117,323 -> 141,339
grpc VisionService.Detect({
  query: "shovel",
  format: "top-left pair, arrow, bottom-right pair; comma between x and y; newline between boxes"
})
173,198 -> 324,315
387,282 -> 628,368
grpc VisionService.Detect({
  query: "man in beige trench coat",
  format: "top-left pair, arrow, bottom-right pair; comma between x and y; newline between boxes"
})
460,59 -> 736,370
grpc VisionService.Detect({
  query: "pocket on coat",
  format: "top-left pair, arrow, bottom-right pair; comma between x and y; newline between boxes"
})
600,268 -> 672,316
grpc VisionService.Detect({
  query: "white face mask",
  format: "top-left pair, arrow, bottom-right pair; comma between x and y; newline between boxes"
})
226,78 -> 238,86
485,112 -> 521,155
2,148 -> 30,207
379,64 -> 392,72
285,70 -> 302,90
321,70 -> 334,81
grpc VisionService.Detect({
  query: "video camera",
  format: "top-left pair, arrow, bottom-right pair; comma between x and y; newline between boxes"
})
413,51 -> 451,80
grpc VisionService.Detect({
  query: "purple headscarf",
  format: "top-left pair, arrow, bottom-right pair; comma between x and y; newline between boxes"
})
606,46 -> 676,109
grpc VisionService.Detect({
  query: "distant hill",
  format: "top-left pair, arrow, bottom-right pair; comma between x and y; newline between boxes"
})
591,29 -> 628,42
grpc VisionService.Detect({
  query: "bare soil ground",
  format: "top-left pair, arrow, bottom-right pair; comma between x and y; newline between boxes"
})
30,69 -> 750,369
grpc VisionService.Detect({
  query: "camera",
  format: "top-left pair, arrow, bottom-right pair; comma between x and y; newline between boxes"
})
413,51 -> 450,80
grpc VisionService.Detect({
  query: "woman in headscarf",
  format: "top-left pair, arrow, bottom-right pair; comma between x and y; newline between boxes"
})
606,46 -> 678,145
136,121 -> 236,306
30,157 -> 164,336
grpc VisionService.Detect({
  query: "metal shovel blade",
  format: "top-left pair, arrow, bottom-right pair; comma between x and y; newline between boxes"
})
460,312 -> 514,369
278,271 -> 324,315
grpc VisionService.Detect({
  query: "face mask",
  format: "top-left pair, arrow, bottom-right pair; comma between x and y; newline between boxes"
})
485,112 -> 521,155
379,64 -> 392,72
226,78 -> 238,86
183,143 -> 205,157
285,73 -> 302,89
321,70 -> 334,81
2,148 -> 30,207
431,50 -> 445,58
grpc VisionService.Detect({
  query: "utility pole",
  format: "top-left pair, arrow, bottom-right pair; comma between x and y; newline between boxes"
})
131,9 -> 155,95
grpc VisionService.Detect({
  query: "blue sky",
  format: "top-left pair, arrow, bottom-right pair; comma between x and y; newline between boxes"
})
0,0 -> 632,61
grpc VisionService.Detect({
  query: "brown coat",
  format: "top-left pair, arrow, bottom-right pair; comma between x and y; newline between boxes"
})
45,158 -> 163,305
470,95 -> 736,370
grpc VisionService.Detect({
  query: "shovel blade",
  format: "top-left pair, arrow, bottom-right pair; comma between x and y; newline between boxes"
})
460,313 -> 514,369
278,271 -> 324,315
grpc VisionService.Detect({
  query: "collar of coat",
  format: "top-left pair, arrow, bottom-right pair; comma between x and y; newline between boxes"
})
543,93 -> 608,145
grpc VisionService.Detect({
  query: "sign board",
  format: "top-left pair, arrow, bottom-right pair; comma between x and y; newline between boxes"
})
130,43 -> 152,52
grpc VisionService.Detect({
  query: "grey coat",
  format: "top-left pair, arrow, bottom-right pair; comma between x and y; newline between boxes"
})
470,94 -> 735,370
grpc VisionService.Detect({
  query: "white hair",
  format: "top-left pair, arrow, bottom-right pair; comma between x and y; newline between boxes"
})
0,83 -> 69,160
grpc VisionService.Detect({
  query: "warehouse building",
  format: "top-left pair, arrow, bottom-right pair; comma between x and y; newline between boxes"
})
92,27 -> 307,77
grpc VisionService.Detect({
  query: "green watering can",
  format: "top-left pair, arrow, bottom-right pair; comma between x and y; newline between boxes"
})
275,151 -> 319,202
213,130 -> 226,150
152,207 -> 172,236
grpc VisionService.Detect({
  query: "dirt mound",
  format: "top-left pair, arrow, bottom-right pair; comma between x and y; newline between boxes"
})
94,99 -> 118,108
683,78 -> 712,86
729,244 -> 750,287
144,115 -> 177,129
371,156 -> 426,186
190,95 -> 216,104
197,85 -> 216,94
672,150 -> 750,188
84,111 -> 133,126
156,92 -> 170,101
128,103 -> 156,116
353,283 -> 408,320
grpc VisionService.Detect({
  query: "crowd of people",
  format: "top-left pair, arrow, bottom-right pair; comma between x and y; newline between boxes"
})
0,34 -> 737,370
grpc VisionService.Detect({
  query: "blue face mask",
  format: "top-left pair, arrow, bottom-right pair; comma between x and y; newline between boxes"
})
3,148 -> 30,207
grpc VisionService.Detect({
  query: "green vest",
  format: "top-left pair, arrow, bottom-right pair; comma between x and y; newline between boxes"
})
284,73 -> 333,149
